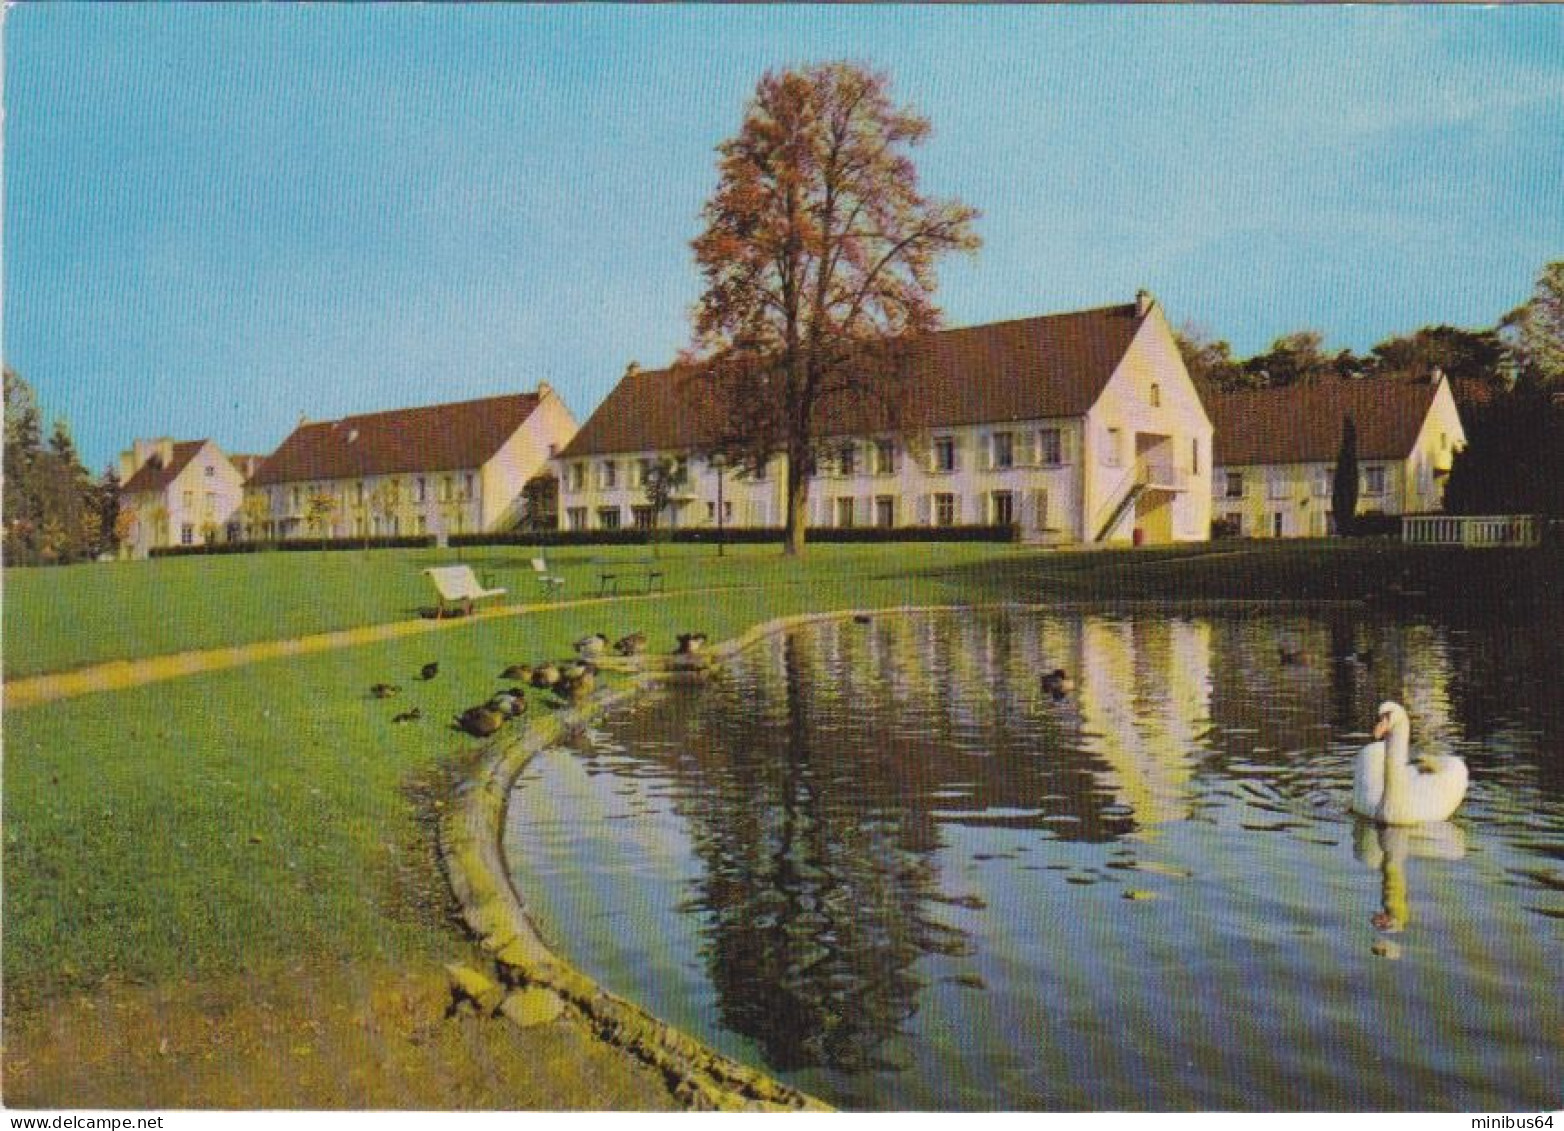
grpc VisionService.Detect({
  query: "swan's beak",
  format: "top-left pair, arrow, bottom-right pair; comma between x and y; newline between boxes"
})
1373,716 -> 1390,741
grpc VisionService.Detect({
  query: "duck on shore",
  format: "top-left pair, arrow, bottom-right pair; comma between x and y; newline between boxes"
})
676,633 -> 709,655
453,704 -> 505,738
575,633 -> 608,659
614,632 -> 647,656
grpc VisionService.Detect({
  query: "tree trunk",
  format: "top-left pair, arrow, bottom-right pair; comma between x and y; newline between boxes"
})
786,461 -> 809,557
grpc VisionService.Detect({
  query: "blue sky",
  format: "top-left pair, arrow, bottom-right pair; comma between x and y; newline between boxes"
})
6,5 -> 1562,473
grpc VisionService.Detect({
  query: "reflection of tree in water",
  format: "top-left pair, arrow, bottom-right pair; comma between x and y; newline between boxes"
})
677,634 -> 965,1073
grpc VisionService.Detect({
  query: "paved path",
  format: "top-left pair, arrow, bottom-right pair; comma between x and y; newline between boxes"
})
4,591 -> 696,711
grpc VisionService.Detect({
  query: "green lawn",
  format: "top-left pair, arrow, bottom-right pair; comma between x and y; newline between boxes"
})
4,537 -> 1558,1008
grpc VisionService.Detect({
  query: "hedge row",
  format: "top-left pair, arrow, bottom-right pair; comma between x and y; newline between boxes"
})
149,535 -> 437,558
449,524 -> 1020,548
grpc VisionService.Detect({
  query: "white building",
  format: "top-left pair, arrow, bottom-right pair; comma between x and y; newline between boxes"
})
244,386 -> 577,542
118,438 -> 249,558
1209,374 -> 1466,538
555,294 -> 1214,545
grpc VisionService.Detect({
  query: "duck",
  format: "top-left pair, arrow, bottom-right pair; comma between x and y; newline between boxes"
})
1352,701 -> 1469,825
852,614 -> 872,625
530,663 -> 561,689
1040,669 -> 1075,696
420,662 -> 440,681
614,632 -> 647,656
555,668 -> 596,703
453,705 -> 505,738
488,692 -> 526,718
392,707 -> 422,724
1278,645 -> 1307,666
370,683 -> 401,699
499,663 -> 532,681
575,633 -> 608,659
675,632 -> 709,655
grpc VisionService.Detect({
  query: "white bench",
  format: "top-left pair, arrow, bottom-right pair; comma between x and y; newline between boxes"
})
531,557 -> 565,600
423,565 -> 506,618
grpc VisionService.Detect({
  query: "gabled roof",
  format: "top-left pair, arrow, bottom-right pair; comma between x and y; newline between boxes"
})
121,441 -> 207,494
249,393 -> 543,486
1210,379 -> 1443,466
559,302 -> 1149,458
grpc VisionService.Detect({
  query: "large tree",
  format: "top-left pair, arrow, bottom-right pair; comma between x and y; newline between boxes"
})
688,62 -> 980,556
4,367 -> 106,564
1502,259 -> 1564,390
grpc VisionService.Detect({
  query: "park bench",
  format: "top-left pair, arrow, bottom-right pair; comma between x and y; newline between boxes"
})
423,565 -> 506,619
593,557 -> 666,597
531,557 -> 566,600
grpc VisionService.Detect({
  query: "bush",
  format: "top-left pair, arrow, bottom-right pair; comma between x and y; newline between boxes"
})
448,524 -> 1020,549
150,535 -> 437,558
1350,513 -> 1401,538
1210,516 -> 1242,540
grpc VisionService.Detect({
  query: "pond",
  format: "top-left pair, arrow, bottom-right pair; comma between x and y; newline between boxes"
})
502,608 -> 1563,1110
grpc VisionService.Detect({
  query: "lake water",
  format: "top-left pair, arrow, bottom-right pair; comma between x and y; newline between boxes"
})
502,608 -> 1563,1110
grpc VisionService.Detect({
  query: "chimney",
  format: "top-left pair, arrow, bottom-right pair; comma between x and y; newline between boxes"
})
132,438 -> 157,470
625,361 -> 641,378
156,438 -> 174,467
118,449 -> 138,482
1429,365 -> 1445,388
1135,290 -> 1154,318
536,381 -> 554,400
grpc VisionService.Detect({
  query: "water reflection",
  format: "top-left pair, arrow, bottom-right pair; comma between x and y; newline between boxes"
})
1354,819 -> 1468,938
504,608 -> 1564,1110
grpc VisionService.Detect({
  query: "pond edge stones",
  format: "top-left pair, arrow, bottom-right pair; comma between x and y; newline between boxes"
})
437,639 -> 834,1113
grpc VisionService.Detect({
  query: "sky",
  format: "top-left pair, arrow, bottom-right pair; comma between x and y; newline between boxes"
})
5,5 -> 1563,474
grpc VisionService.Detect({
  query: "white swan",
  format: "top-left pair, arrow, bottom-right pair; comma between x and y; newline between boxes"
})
1352,701 -> 1469,825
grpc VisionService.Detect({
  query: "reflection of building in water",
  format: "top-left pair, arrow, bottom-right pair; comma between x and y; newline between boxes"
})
1073,616 -> 1212,831
1396,624 -> 1458,752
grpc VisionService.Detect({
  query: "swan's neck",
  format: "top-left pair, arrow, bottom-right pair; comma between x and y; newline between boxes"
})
1381,719 -> 1412,810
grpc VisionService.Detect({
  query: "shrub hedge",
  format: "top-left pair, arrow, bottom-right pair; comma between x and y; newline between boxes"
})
150,535 -> 437,558
449,524 -> 1020,549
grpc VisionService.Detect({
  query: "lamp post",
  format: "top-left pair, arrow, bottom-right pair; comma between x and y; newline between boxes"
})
711,453 -> 727,557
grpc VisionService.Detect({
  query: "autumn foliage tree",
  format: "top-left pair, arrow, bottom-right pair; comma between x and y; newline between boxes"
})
688,62 -> 979,556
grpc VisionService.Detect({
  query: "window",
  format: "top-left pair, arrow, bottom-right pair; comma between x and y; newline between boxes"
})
1313,467 -> 1334,497
180,523 -> 194,545
417,515 -> 428,534
992,490 -> 1015,526
597,507 -> 621,530
600,461 -> 618,489
875,496 -> 895,528
838,445 -> 856,477
1150,383 -> 1161,407
993,432 -> 1015,469
1363,466 -> 1386,496
1226,512 -> 1244,536
874,440 -> 896,475
205,492 -> 216,513
1273,512 -> 1284,538
1192,438 -> 1200,476
415,476 -> 426,503
1039,429 -> 1062,466
836,498 -> 855,528
290,488 -> 301,512
226,522 -> 240,542
569,464 -> 586,492
204,465 -> 215,478
638,458 -> 654,486
674,456 -> 689,481
753,458 -> 768,482
632,506 -> 657,530
934,437 -> 957,473
1104,428 -> 1122,467
935,493 -> 956,526
1268,472 -> 1290,500
441,476 -> 454,502
183,490 -> 194,510
567,507 -> 588,531
1225,471 -> 1245,498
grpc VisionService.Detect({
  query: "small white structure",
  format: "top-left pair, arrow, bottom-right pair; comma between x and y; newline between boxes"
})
1402,514 -> 1540,547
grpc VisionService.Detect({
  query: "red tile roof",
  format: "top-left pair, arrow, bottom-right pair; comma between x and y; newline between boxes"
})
249,393 -> 543,486
560,303 -> 1149,457
121,441 -> 207,494
1210,379 -> 1441,466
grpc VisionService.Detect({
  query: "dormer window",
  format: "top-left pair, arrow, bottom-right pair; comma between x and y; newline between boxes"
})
1150,383 -> 1161,408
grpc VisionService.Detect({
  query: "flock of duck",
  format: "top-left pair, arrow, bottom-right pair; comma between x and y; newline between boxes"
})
367,630 -> 711,739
